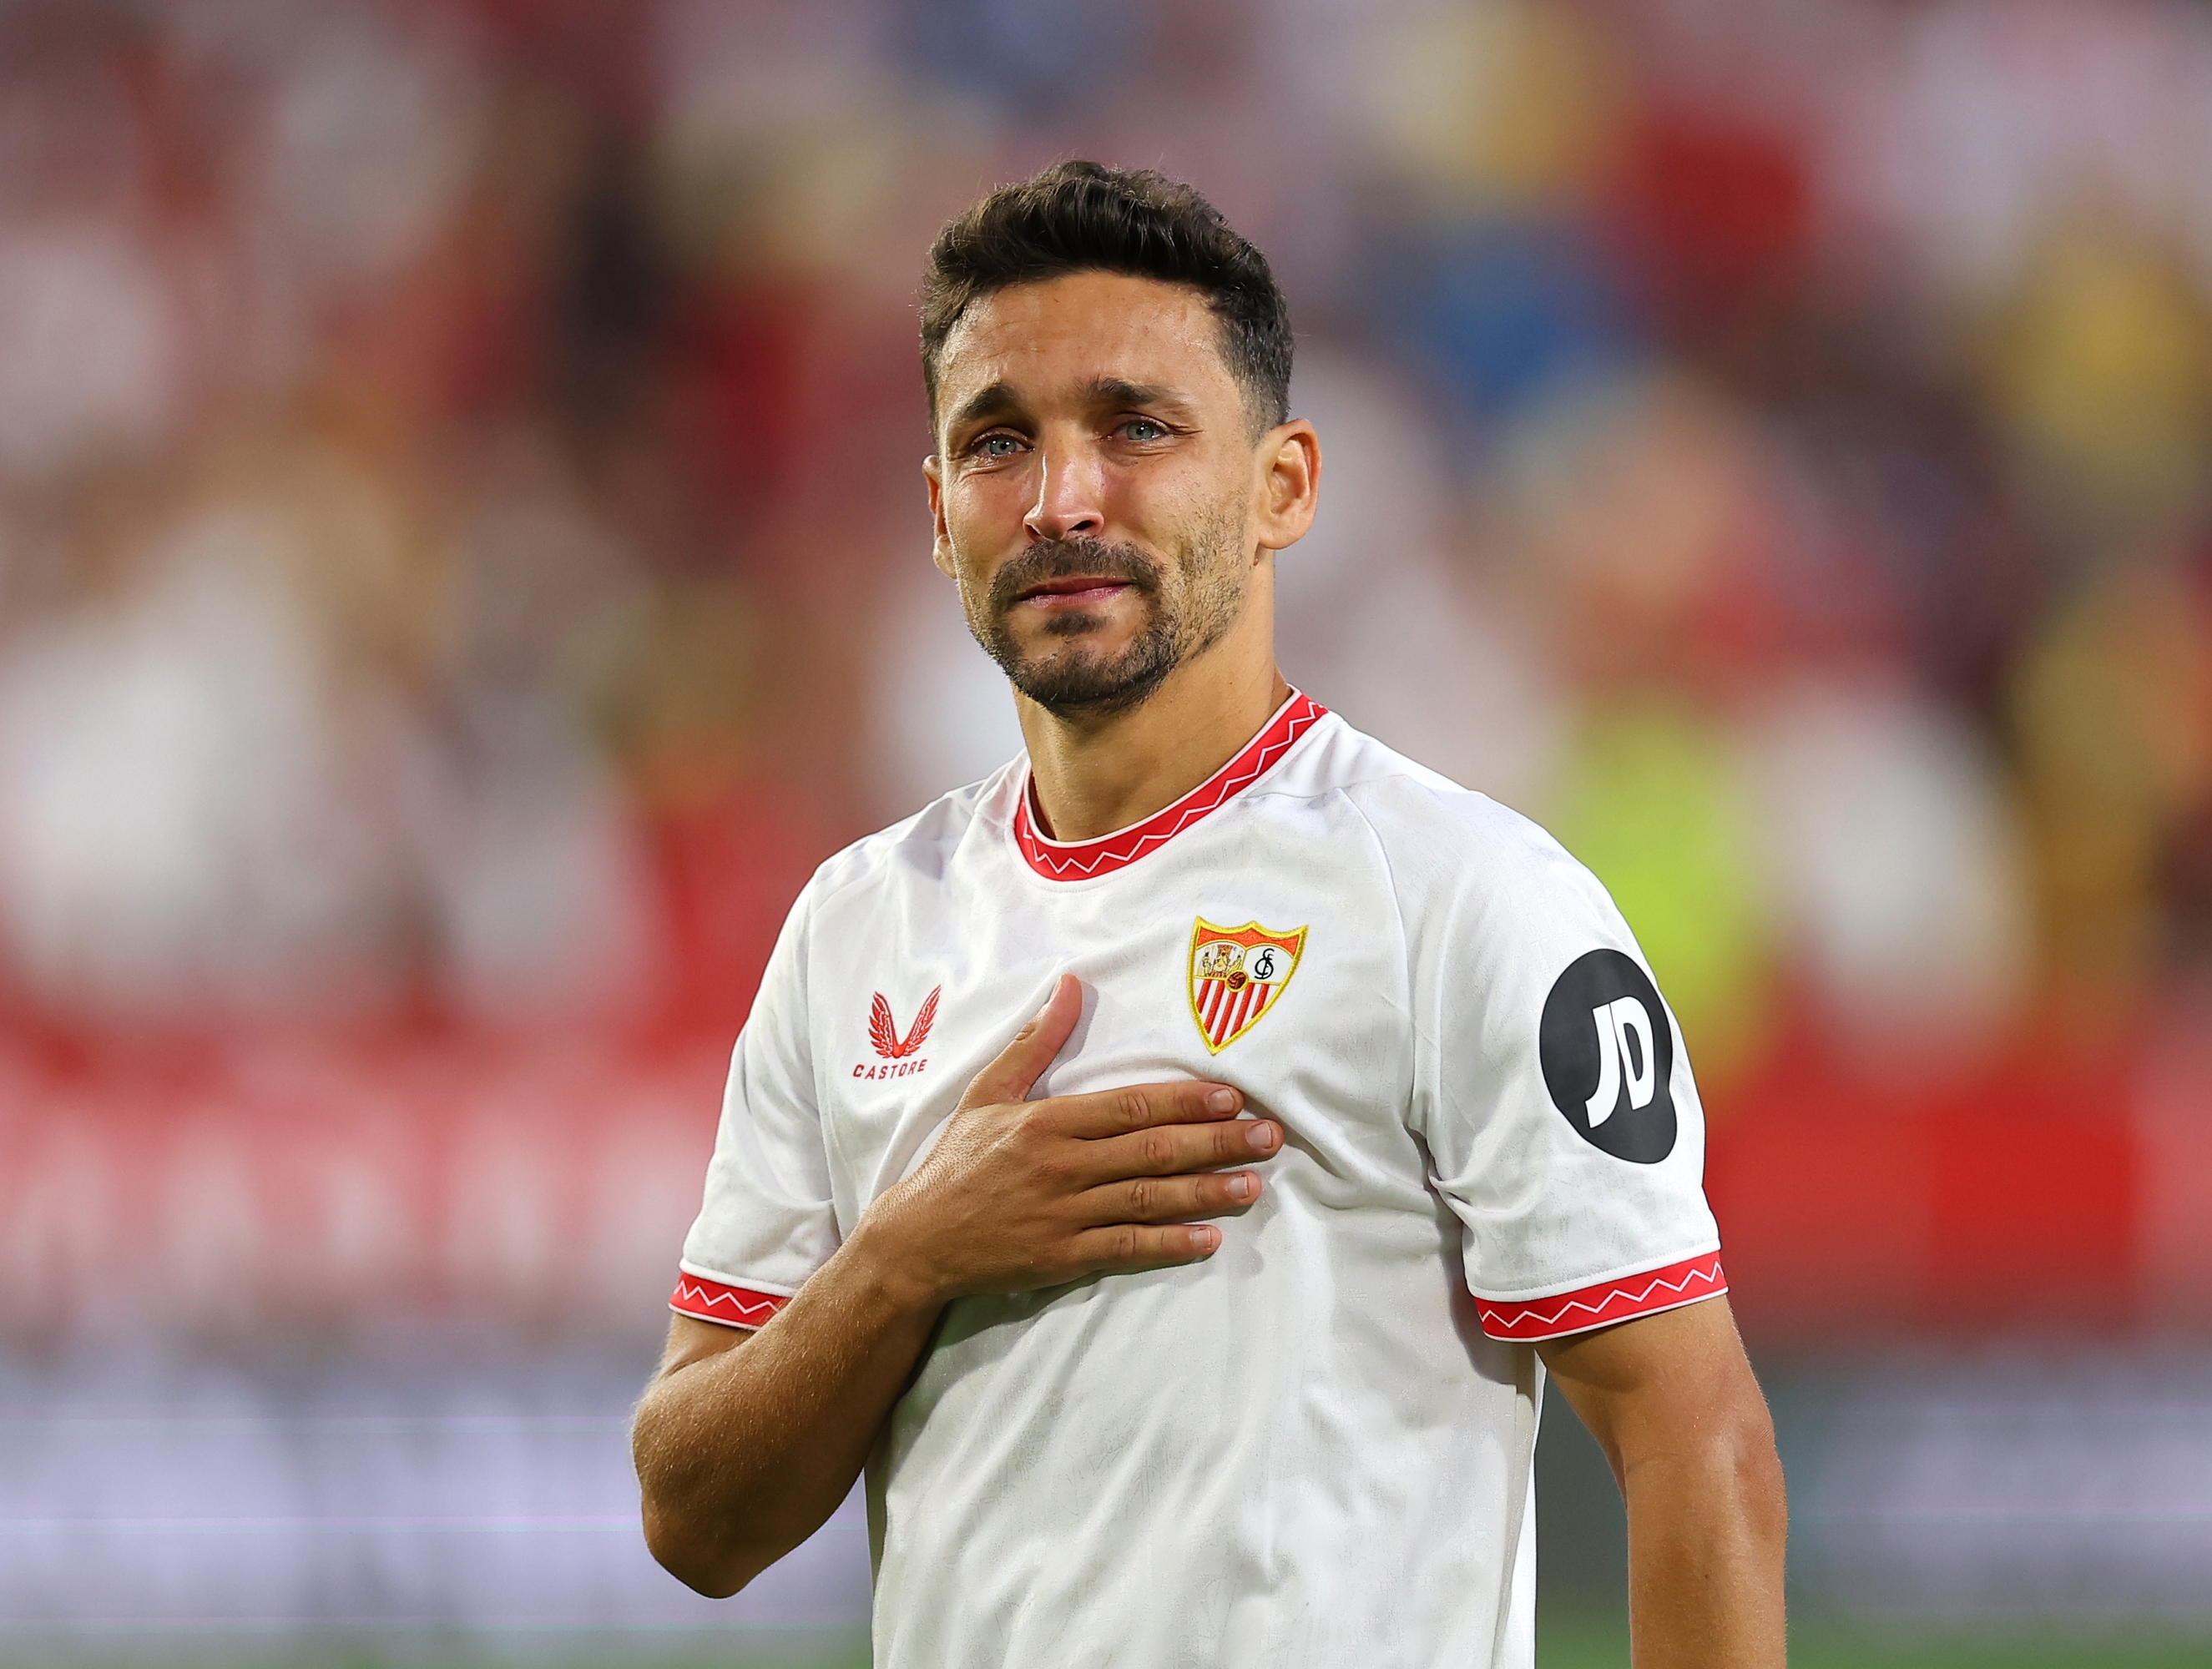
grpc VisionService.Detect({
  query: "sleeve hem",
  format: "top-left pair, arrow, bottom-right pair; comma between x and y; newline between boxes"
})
1473,1251 -> 1727,1342
669,1272 -> 795,1330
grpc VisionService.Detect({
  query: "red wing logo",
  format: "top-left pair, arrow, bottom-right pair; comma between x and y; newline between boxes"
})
869,987 -> 940,1059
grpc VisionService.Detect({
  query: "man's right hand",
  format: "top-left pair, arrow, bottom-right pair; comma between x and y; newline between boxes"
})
636,971 -> 1277,1597
852,973 -> 1281,1312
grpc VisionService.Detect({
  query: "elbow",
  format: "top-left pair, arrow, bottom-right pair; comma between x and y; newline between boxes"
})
1722,1400 -> 1790,1549
641,1498 -> 763,1600
633,1384 -> 769,1600
1624,1396 -> 1788,1545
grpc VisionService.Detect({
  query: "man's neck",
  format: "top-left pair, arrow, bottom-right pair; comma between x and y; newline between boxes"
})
1018,654 -> 1294,844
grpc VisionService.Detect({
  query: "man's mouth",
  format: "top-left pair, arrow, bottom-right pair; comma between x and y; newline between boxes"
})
1013,575 -> 1134,608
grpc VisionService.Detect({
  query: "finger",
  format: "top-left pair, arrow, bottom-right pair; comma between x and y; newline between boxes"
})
1067,1221 -> 1221,1275
1044,1078 -> 1245,1139
958,975 -> 1082,1110
1081,1114 -> 1282,1182
1078,1169 -> 1262,1226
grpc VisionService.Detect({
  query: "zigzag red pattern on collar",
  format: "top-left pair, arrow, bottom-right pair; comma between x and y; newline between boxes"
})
669,1273 -> 790,1329
1013,692 -> 1328,881
1474,1252 -> 1727,1342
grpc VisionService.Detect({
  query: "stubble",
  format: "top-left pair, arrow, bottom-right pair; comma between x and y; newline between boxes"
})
965,505 -> 1248,719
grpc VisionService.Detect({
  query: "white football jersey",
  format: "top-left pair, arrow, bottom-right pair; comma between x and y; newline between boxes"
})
674,693 -> 1725,1668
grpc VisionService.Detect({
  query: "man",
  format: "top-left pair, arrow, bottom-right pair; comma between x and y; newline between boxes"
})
633,162 -> 1785,1667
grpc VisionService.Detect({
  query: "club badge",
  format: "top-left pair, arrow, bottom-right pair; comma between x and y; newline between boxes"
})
1188,918 -> 1306,1054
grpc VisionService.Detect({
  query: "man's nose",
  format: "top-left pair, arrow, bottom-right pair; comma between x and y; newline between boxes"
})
1023,441 -> 1105,542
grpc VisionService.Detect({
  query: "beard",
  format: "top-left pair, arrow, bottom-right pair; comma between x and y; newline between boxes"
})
966,512 -> 1246,719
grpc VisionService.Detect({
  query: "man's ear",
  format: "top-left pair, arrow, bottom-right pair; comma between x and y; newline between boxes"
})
1252,420 -> 1321,555
923,454 -> 955,577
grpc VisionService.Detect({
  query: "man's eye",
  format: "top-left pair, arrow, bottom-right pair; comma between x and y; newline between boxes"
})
972,434 -> 1024,459
1119,418 -> 1168,441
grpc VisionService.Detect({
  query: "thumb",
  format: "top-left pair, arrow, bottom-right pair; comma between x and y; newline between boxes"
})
959,974 -> 1082,1109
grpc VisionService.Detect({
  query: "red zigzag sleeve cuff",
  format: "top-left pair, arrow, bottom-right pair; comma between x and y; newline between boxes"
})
1474,1252 -> 1727,1342
669,1273 -> 790,1329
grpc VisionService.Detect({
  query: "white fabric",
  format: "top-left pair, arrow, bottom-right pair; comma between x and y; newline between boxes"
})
679,703 -> 1721,1668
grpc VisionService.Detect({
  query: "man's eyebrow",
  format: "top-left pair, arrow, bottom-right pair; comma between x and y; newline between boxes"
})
947,381 -> 1022,432
945,376 -> 1196,435
1087,377 -> 1188,410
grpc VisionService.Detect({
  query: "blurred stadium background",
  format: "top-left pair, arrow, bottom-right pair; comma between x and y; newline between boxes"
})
1,0 -> 2209,1663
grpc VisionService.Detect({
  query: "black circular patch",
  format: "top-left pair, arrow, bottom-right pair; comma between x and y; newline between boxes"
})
1538,949 -> 1677,1164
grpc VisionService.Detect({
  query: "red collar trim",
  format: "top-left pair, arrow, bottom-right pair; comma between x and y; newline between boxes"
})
1013,691 -> 1328,881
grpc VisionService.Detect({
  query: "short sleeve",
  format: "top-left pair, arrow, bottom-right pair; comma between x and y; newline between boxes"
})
1394,797 -> 1726,1343
669,885 -> 840,1329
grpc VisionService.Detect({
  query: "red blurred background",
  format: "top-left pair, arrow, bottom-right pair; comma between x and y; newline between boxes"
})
3,0 -> 2209,1656
3,0 -> 2206,1351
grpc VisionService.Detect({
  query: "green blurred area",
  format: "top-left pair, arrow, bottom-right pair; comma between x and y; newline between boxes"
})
26,1616 -> 2209,1668
0,1635 -> 875,1669
1540,1611 -> 2212,1668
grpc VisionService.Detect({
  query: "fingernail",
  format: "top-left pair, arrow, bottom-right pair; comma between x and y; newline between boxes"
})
1205,1088 -> 1236,1113
1228,1173 -> 1254,1200
1192,1226 -> 1220,1253
1246,1122 -> 1278,1152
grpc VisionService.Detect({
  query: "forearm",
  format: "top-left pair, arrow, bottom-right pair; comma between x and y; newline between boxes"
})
1620,1421 -> 1788,1667
634,1226 -> 938,1596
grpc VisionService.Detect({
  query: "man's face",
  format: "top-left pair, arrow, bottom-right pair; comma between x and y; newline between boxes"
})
926,271 -> 1263,719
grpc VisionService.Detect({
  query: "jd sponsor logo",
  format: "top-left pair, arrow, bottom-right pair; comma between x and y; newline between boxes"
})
1538,949 -> 1676,1163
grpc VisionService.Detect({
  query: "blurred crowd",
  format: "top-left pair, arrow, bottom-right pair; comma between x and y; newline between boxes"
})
2,1 -> 2209,1136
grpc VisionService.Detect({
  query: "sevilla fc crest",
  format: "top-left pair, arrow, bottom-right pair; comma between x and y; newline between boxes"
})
1188,918 -> 1306,1054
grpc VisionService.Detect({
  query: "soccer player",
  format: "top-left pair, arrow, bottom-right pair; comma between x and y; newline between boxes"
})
632,162 -> 1785,1667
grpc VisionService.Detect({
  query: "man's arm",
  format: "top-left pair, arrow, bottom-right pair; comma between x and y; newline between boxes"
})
1538,1296 -> 1787,1669
633,1273 -> 931,1599
632,976 -> 1283,1596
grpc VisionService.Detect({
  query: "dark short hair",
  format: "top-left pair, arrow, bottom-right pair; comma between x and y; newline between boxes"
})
920,161 -> 1293,437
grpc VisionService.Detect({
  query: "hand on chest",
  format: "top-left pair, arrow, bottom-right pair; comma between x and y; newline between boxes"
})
823,885 -> 1416,1204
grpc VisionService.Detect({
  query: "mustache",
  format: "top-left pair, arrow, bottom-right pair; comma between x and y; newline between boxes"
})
984,537 -> 1164,617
